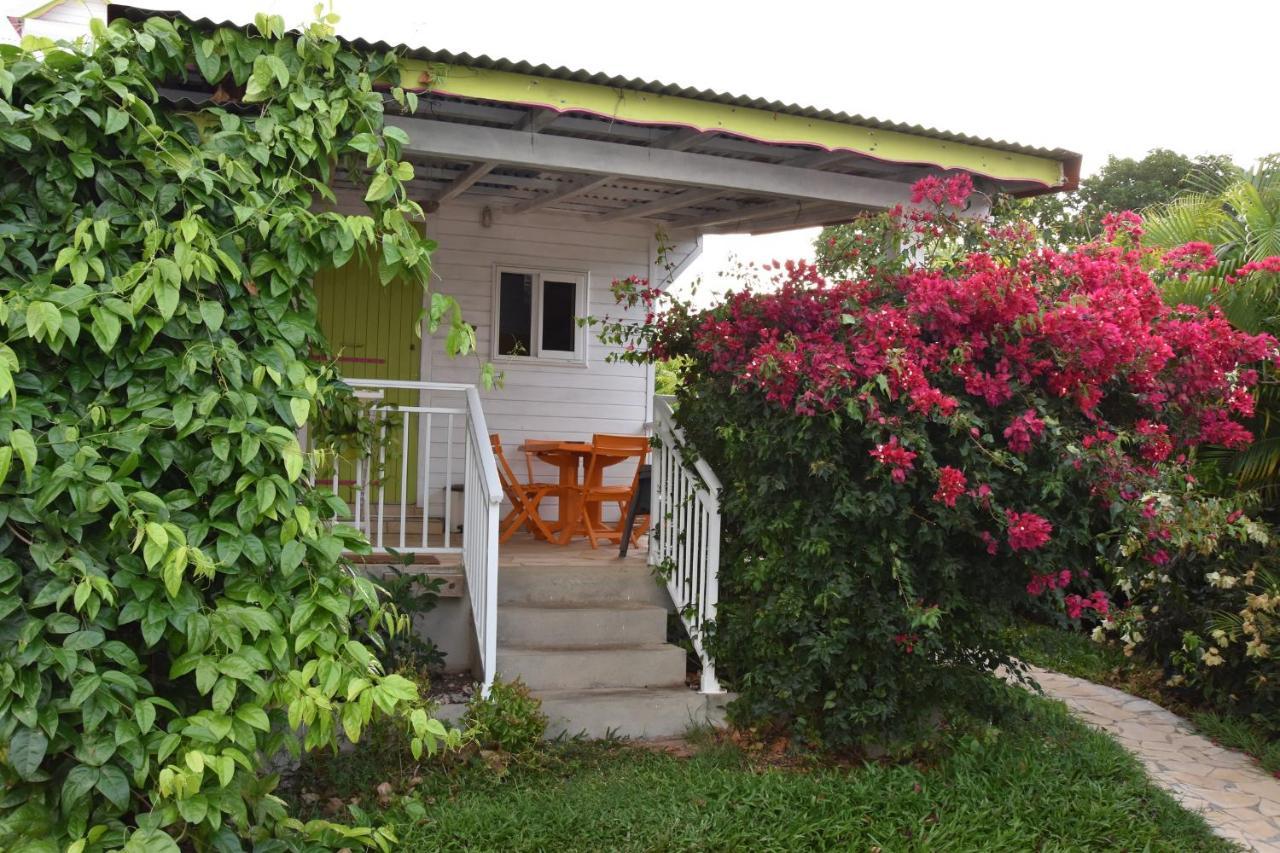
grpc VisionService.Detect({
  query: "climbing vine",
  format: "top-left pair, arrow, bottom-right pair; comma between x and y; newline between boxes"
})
0,11 -> 468,851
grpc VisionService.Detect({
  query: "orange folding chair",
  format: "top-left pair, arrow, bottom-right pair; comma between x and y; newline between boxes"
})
574,433 -> 649,549
491,434 -> 556,543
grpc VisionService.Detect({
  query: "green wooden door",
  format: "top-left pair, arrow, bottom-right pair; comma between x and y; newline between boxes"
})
314,259 -> 424,507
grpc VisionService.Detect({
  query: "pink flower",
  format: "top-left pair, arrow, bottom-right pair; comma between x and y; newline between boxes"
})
1026,569 -> 1073,597
869,436 -> 917,483
910,172 -> 974,207
1003,409 -> 1046,454
932,466 -> 967,507
1225,256 -> 1280,285
1102,210 -> 1144,243
1005,510 -> 1053,551
979,531 -> 998,556
1161,242 -> 1217,279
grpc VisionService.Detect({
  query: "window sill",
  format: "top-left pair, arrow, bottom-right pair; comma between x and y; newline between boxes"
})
491,354 -> 591,369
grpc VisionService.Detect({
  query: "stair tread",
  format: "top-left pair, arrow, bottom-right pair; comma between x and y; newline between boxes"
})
498,642 -> 680,654
498,601 -> 666,612
534,686 -> 699,700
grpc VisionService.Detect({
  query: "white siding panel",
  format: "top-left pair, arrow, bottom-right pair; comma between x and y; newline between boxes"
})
424,202 -> 658,510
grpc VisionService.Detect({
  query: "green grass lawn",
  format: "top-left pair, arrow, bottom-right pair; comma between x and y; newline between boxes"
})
311,688 -> 1233,852
1008,620 -> 1280,777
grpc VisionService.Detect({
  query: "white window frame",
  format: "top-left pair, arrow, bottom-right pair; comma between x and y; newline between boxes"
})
491,265 -> 589,364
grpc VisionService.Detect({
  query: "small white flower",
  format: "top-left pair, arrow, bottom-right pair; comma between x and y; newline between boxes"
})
1202,647 -> 1224,667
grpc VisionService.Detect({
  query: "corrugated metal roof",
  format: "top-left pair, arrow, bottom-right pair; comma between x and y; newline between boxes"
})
400,48 -> 1077,165
107,4 -> 1079,173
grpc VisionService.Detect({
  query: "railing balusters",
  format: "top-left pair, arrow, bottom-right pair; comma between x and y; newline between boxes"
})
651,396 -> 724,695
329,379 -> 501,697
444,414 -> 455,551
422,411 -> 433,550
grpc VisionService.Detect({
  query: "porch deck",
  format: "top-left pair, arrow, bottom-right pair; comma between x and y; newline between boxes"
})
438,531 -> 650,570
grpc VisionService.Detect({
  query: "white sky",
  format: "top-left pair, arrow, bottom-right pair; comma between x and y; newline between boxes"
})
8,0 -> 1279,294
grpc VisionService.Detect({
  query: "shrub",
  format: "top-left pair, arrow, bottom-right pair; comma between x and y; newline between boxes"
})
0,12 -> 472,850
603,183 -> 1276,748
464,679 -> 548,754
1101,488 -> 1279,734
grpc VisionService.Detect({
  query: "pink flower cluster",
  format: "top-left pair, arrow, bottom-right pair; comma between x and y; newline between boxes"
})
1026,569 -> 1073,596
1225,256 -> 1280,285
870,436 -> 917,483
1161,242 -> 1217,279
1102,210 -> 1144,243
932,466 -> 967,507
910,172 -> 974,208
1003,409 -> 1046,454
1005,510 -> 1053,551
1065,590 -> 1110,620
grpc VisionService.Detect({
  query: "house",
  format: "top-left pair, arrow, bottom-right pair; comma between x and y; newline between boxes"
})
25,1 -> 1079,737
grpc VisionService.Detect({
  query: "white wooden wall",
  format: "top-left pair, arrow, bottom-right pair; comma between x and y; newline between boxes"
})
424,202 -> 665,515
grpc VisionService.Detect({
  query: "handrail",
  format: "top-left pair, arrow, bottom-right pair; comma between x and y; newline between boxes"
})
462,385 -> 504,510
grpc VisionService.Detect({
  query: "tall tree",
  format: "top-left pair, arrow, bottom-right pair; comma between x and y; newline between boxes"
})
1013,149 -> 1236,244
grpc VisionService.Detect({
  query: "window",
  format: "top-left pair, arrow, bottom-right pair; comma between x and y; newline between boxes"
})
493,267 -> 587,362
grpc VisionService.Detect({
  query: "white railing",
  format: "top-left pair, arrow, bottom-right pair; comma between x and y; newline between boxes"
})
333,379 -> 501,695
460,385 -> 501,696
650,396 -> 724,694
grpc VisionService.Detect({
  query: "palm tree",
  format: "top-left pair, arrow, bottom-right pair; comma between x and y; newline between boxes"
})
1145,156 -> 1280,509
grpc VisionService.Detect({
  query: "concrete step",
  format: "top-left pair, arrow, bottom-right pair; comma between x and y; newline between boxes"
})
538,687 -> 721,739
499,564 -> 670,608
498,603 -> 667,648
496,643 -> 687,691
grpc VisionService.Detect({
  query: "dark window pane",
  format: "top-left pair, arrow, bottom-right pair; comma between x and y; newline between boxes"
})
498,272 -> 533,356
542,280 -> 577,352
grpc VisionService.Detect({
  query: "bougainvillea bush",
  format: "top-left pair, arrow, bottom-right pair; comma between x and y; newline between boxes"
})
605,176 -> 1277,748
0,13 -> 467,852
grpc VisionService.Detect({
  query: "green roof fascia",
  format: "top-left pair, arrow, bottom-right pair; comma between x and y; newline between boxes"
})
400,59 -> 1068,190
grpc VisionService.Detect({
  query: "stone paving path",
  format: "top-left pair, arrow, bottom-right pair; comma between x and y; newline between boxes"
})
1028,665 -> 1280,851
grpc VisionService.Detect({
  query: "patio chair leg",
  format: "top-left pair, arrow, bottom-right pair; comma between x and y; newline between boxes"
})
580,502 -> 600,549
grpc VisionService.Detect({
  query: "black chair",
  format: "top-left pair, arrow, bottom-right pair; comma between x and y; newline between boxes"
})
618,464 -> 651,557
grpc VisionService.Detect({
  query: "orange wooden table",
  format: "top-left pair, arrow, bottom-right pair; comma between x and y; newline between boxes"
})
522,440 -> 624,544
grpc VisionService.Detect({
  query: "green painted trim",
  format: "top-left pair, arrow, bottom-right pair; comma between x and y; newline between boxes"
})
399,60 -> 1066,188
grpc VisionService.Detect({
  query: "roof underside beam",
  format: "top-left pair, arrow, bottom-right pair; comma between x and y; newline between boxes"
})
386,117 -> 916,212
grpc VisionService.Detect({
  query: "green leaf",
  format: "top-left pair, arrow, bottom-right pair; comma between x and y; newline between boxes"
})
10,430 -> 36,476
217,654 -> 256,680
281,438 -> 303,482
364,173 -> 394,203
65,628 -> 105,650
136,700 -> 156,735
9,728 -> 48,780
154,278 -> 180,321
162,547 -> 187,598
95,764 -> 130,810
25,301 -> 61,342
266,55 -> 289,87
104,107 -> 129,135
172,399 -> 193,432
90,307 -> 121,352
199,300 -> 225,332
235,705 -> 270,732
289,396 -> 309,427
280,540 -> 305,575
69,152 -> 95,179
